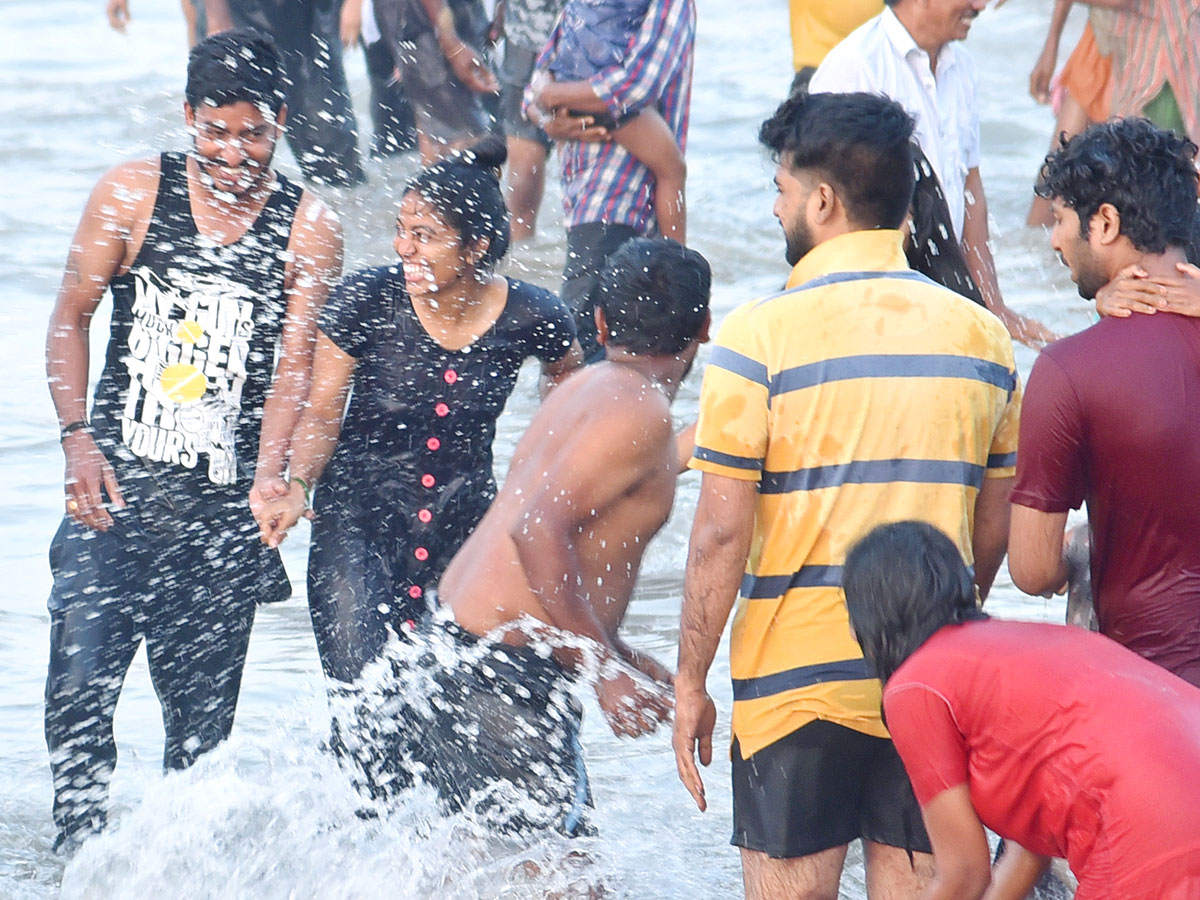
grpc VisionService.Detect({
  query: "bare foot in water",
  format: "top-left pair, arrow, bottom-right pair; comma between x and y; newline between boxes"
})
512,852 -> 607,898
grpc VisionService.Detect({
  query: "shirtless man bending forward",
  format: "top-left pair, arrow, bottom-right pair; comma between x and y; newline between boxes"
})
342,237 -> 711,836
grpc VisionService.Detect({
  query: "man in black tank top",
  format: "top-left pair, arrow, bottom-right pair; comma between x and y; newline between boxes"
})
43,30 -> 343,852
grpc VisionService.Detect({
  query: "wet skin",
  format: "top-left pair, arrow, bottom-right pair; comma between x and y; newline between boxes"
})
439,340 -> 699,736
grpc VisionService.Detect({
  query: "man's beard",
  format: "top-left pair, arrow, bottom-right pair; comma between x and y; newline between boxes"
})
1069,243 -> 1108,300
191,146 -> 273,198
784,215 -> 815,266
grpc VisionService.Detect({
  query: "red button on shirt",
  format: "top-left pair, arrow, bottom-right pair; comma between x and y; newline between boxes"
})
443,369 -> 458,385
421,474 -> 435,488
408,585 -> 423,599
417,508 -> 433,523
434,402 -> 449,417
426,437 -> 441,451
414,547 -> 429,561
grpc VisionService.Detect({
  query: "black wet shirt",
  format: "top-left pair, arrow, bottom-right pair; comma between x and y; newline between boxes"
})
317,265 -> 575,524
91,151 -> 302,518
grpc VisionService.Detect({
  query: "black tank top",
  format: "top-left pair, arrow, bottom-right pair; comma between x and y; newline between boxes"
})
90,152 -> 303,518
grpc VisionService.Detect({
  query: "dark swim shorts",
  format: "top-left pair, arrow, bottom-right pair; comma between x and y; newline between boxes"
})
731,719 -> 932,859
500,41 -> 551,148
341,615 -> 593,836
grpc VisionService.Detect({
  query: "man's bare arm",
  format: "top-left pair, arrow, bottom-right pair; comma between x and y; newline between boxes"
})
203,0 -> 234,32
1008,504 -> 1070,596
972,475 -> 1012,602
47,162 -> 153,531
535,78 -> 610,114
252,194 -> 343,505
963,168 -> 1057,349
253,331 -> 357,547
673,471 -> 757,811
509,408 -> 668,653
1029,0 -> 1073,104
414,0 -> 498,93
507,400 -> 674,735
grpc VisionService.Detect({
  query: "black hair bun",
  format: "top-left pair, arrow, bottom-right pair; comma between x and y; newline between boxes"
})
461,134 -> 508,172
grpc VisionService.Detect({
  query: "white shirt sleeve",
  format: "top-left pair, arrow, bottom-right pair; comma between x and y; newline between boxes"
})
960,52 -> 982,171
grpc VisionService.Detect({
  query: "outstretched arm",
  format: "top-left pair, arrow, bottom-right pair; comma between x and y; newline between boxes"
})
1096,261 -> 1200,318
1029,0 -> 1073,104
253,332 -> 356,547
918,786 -> 995,900
673,471 -> 757,811
963,169 -> 1058,348
252,194 -> 343,508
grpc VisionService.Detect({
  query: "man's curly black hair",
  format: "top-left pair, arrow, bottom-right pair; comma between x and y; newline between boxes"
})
1035,118 -> 1199,254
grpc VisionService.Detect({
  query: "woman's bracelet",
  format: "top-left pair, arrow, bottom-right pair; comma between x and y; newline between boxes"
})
291,475 -> 312,509
60,420 -> 91,441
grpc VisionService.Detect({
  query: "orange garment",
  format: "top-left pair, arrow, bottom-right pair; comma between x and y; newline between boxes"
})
1058,22 -> 1114,123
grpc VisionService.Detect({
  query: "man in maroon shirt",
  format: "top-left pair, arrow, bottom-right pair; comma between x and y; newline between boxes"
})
1009,118 -> 1200,687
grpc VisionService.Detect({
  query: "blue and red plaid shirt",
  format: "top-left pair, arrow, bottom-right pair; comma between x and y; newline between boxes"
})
531,0 -> 695,232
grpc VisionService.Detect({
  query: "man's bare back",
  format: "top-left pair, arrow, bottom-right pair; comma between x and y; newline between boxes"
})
438,357 -> 681,733
437,236 -> 713,736
443,361 -> 675,637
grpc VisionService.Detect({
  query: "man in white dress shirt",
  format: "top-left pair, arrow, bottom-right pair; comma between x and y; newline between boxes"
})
810,0 -> 1056,348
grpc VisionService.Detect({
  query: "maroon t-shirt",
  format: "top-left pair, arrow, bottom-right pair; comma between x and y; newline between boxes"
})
1011,312 -> 1200,686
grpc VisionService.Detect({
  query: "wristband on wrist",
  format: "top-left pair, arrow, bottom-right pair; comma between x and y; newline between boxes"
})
291,475 -> 312,509
60,420 -> 90,441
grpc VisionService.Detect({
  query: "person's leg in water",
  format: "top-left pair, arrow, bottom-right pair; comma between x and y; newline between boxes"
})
144,573 -> 256,773
364,38 -> 418,156
611,108 -> 686,244
506,136 -> 549,241
43,517 -> 149,851
45,592 -> 143,850
501,42 -> 553,240
1026,92 -> 1089,228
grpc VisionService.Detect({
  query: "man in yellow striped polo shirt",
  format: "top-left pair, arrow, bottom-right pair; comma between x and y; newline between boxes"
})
672,91 -> 1020,899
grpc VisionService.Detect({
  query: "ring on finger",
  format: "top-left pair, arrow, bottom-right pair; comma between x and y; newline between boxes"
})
66,498 -> 79,512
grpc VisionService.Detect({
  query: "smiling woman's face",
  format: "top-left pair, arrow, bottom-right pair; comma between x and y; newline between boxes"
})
393,191 -> 474,297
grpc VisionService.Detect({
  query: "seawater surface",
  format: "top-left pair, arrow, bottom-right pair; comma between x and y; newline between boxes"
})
0,1 -> 1088,896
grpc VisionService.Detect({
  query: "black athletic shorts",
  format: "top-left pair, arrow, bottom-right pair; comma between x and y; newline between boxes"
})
731,718 -> 932,859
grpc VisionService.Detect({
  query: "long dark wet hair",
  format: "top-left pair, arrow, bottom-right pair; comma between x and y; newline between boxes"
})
404,135 -> 511,273
843,521 -> 987,684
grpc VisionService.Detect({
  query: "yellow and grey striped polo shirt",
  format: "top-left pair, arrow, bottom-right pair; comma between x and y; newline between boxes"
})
689,229 -> 1021,758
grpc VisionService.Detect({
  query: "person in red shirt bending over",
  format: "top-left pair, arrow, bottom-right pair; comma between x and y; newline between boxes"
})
842,520 -> 1200,900
1008,118 -> 1200,687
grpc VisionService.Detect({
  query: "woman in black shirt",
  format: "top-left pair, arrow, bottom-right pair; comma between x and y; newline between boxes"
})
258,137 -> 582,684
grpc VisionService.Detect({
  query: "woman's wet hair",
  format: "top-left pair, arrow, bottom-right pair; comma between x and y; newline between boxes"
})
1036,118 -> 1199,254
596,238 -> 711,355
843,521 -> 986,684
185,29 -> 286,116
404,135 -> 511,273
758,91 -> 916,231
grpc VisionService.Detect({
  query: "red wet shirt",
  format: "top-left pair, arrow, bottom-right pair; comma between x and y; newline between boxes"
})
1011,312 -> 1200,685
885,621 -> 1200,900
